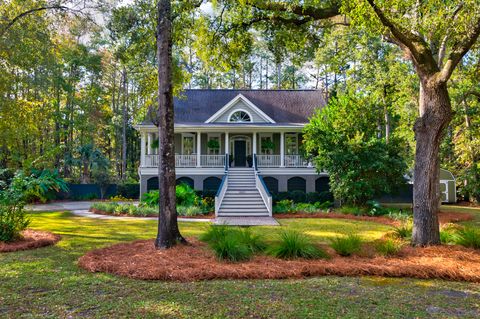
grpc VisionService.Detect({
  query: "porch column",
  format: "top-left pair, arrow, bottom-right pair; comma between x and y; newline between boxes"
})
140,132 -> 146,167
280,131 -> 285,167
252,132 -> 257,155
147,133 -> 152,155
225,132 -> 229,154
196,131 -> 201,167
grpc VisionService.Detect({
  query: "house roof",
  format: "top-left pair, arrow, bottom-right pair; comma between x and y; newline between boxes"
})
141,89 -> 326,125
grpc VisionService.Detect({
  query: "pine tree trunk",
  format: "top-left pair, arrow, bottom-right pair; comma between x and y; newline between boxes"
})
155,0 -> 185,249
412,79 -> 452,246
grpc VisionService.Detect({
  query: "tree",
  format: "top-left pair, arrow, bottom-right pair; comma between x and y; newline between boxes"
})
154,0 -> 185,249
304,93 -> 407,205
211,0 -> 480,246
349,0 -> 480,245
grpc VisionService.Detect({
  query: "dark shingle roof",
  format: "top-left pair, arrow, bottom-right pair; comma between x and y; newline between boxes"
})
144,89 -> 326,124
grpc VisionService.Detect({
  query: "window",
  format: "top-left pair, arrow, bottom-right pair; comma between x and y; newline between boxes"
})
260,134 -> 274,155
285,133 -> 298,155
207,134 -> 221,155
229,110 -> 251,123
182,133 -> 195,155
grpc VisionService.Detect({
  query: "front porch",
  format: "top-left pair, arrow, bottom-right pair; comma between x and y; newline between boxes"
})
140,129 -> 313,169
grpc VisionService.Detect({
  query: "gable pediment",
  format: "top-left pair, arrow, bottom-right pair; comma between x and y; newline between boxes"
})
205,94 -> 275,123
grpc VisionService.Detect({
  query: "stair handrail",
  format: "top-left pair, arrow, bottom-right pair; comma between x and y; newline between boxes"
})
254,172 -> 272,216
215,173 -> 228,216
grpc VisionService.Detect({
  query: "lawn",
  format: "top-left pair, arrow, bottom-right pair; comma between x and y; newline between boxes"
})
1,210 -> 480,318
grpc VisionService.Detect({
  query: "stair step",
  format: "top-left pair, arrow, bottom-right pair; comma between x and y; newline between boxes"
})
219,214 -> 269,217
219,208 -> 268,213
221,203 -> 265,208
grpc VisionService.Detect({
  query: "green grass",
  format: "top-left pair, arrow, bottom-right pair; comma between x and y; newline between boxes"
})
0,210 -> 480,318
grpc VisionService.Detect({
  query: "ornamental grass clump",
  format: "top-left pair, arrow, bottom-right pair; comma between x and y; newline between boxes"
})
200,226 -> 266,261
439,224 -> 459,245
455,227 -> 480,249
268,230 -> 329,260
330,234 -> 363,256
392,222 -> 413,239
210,234 -> 252,262
375,238 -> 403,257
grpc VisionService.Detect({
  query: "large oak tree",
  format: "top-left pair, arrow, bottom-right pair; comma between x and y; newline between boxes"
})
216,0 -> 480,246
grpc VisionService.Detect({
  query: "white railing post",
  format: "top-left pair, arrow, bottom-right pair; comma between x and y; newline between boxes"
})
280,131 -> 285,167
196,131 -> 201,167
253,132 -> 257,156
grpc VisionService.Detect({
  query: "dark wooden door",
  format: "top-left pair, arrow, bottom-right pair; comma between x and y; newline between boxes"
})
234,140 -> 246,167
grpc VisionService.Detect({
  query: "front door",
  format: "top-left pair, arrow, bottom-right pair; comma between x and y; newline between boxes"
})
234,140 -> 246,167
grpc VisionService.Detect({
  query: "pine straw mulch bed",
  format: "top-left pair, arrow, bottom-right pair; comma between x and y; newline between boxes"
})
0,229 -> 61,253
78,237 -> 480,283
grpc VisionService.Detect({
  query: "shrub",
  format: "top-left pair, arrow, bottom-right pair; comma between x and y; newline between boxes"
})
273,199 -> 294,213
289,190 -> 306,203
109,195 -> 132,202
366,200 -> 389,216
393,222 -> 413,239
268,230 -> 328,259
0,204 -> 30,242
455,227 -> 480,249
375,238 -> 403,256
141,190 -> 159,207
177,205 -> 204,217
295,203 -> 319,213
176,183 -> 198,206
339,205 -> 366,216
141,183 -> 199,207
330,234 -> 363,256
315,201 -> 333,210
306,191 -> 334,204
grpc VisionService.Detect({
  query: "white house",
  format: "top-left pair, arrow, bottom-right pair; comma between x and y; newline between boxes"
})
135,89 -> 330,217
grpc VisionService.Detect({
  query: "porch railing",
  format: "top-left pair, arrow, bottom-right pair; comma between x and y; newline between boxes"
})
174,155 -> 197,167
143,154 -> 312,168
200,155 -> 224,167
285,155 -> 310,168
256,155 -> 281,167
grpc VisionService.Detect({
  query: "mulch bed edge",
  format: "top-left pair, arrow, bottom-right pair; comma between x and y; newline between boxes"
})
0,229 -> 61,253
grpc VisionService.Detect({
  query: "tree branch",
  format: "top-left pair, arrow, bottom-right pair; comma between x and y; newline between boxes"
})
245,0 -> 341,21
437,3 -> 464,67
366,0 -> 439,77
439,14 -> 480,82
0,5 -> 70,37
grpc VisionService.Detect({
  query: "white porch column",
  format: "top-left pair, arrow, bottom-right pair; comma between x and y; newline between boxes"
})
280,131 -> 285,167
140,132 -> 146,167
147,133 -> 152,155
225,132 -> 229,154
252,132 -> 257,155
196,131 -> 201,167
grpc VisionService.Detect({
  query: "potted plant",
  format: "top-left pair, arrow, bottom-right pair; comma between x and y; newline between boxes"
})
261,139 -> 275,153
207,139 -> 220,153
246,155 -> 253,167
151,139 -> 159,150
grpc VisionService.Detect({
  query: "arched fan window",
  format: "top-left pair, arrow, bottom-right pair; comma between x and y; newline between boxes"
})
229,110 -> 252,123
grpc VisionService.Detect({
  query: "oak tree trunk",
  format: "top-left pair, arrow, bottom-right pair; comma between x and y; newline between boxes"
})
412,79 -> 452,246
155,0 -> 185,249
